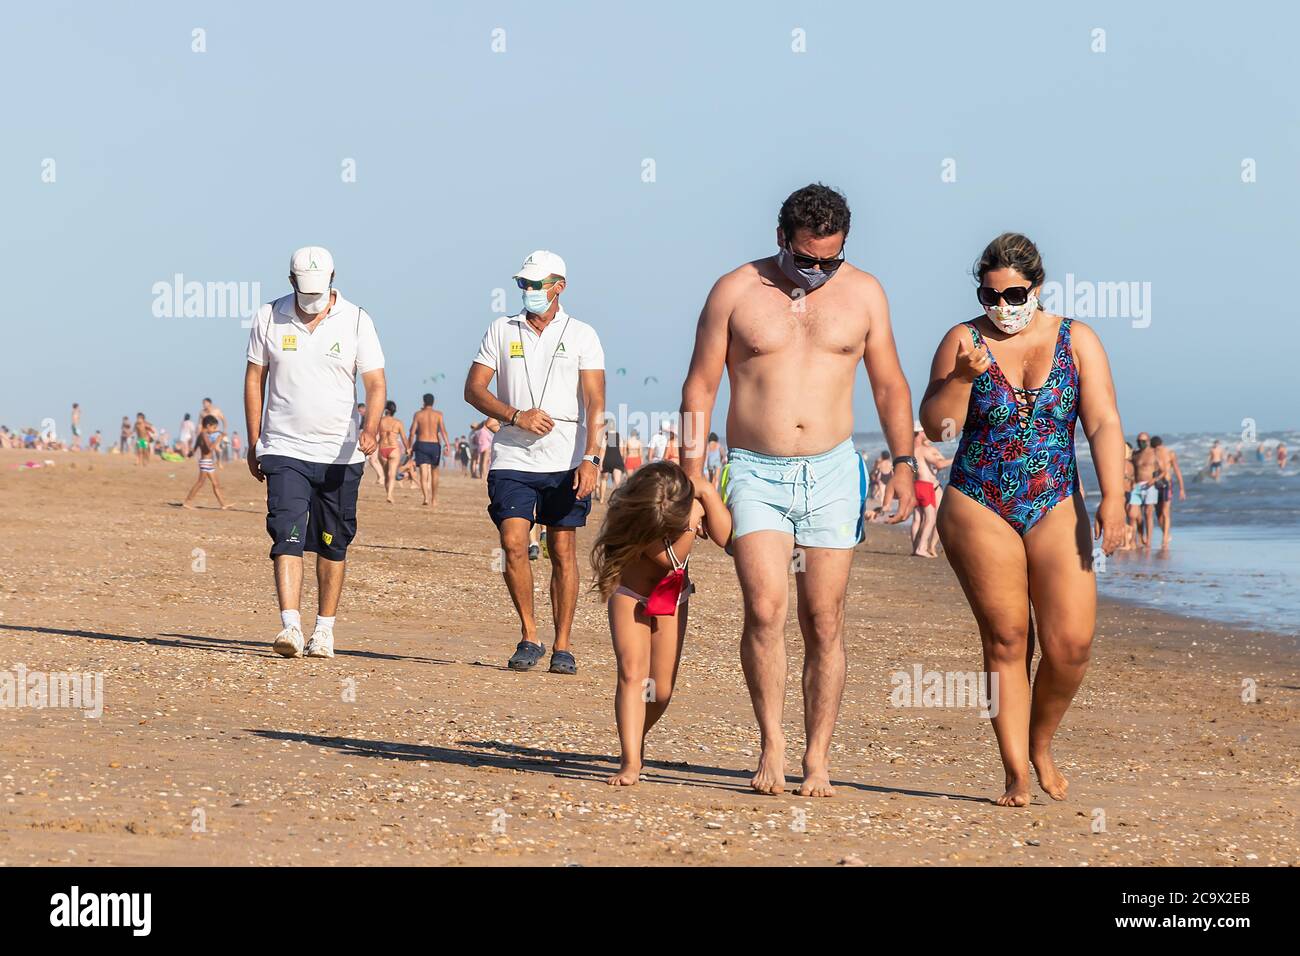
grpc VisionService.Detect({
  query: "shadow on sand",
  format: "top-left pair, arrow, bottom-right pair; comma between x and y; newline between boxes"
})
0,622 -> 457,667
248,730 -> 987,802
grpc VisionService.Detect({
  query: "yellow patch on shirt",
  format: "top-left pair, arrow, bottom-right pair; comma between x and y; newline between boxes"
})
281,334 -> 298,352
509,341 -> 524,358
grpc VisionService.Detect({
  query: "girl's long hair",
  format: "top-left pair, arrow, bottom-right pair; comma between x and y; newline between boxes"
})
590,461 -> 695,600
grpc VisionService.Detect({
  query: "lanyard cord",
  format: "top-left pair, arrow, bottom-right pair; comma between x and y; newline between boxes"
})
518,314 -> 572,412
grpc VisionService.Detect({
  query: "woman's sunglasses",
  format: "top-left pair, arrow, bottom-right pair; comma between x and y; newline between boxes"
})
516,277 -> 562,291
788,246 -> 845,274
977,285 -> 1033,307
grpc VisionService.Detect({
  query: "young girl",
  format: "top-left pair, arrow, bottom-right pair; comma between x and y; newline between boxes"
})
183,416 -> 231,509
590,461 -> 732,786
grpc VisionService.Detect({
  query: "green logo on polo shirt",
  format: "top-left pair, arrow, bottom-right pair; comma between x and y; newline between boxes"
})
556,342 -> 566,352
328,341 -> 342,359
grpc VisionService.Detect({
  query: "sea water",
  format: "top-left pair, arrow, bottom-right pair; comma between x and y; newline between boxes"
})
853,430 -> 1299,637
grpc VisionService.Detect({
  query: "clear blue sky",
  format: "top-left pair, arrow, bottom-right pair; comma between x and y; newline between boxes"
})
3,1 -> 1297,441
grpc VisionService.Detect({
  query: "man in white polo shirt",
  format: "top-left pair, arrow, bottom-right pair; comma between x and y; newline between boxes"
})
464,250 -> 606,675
244,246 -> 387,659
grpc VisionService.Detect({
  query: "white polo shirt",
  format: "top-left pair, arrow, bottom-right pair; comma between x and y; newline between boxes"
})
246,291 -> 384,465
473,307 -> 604,474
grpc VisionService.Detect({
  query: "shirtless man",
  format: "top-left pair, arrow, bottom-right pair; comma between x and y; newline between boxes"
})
133,413 -> 155,466
119,416 -> 131,455
680,183 -> 916,797
1150,435 -> 1185,549
70,403 -> 82,451
408,393 -> 451,507
377,401 -> 408,503
911,423 -> 952,558
1128,432 -> 1160,547
1207,439 -> 1224,482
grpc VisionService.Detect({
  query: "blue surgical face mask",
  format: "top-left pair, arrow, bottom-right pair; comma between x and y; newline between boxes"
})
776,247 -> 832,292
522,288 -> 551,315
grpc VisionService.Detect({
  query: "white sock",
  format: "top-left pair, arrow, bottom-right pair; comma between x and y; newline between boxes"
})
315,615 -> 335,635
281,609 -> 301,631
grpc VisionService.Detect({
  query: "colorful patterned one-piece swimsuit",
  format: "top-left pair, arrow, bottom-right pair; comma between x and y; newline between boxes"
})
948,317 -> 1079,535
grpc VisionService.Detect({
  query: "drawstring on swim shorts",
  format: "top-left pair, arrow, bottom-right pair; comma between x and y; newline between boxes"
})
780,459 -> 818,522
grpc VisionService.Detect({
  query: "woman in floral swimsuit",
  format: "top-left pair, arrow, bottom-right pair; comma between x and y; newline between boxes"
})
919,233 -> 1126,808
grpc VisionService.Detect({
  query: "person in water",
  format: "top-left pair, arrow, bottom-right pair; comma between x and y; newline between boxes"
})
919,232 -> 1125,807
590,461 -> 732,786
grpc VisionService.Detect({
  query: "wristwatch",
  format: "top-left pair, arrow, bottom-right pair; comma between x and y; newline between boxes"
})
893,455 -> 918,474
582,455 -> 601,467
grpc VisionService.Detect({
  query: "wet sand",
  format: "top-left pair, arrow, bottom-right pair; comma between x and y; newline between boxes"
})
0,449 -> 1295,866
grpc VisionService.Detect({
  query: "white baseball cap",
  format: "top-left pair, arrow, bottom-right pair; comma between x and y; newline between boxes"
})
290,246 -> 334,294
513,250 -> 566,282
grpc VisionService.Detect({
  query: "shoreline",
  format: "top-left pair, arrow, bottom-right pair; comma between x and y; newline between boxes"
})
866,514 -> 1300,644
0,450 -> 1295,866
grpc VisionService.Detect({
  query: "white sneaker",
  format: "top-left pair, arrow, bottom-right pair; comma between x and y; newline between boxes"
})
273,625 -> 304,658
304,628 -> 335,658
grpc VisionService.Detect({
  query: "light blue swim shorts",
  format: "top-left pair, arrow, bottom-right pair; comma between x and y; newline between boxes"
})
720,438 -> 868,549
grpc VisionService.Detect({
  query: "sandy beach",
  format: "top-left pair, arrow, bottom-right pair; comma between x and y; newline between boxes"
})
0,449 -> 1295,867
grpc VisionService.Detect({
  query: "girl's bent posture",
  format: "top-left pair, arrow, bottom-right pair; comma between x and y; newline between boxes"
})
590,461 -> 732,785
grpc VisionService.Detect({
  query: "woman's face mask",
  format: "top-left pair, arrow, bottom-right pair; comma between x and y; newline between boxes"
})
984,292 -> 1038,334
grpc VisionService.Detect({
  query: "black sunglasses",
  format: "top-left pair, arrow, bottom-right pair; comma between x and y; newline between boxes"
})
787,245 -> 845,274
977,285 -> 1033,307
516,277 -> 562,291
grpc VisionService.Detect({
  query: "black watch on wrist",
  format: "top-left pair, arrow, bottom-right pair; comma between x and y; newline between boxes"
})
893,455 -> 918,474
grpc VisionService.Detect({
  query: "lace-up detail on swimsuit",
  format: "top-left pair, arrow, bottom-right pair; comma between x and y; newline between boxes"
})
1010,384 -> 1041,429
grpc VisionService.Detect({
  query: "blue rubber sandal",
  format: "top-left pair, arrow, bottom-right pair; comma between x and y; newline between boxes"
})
548,649 -> 577,675
508,640 -> 546,671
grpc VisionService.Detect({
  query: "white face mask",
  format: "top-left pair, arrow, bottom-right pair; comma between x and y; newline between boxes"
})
296,288 -> 331,315
985,292 -> 1038,334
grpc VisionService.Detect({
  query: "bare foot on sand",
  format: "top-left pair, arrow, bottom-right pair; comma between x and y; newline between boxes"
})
751,748 -> 786,795
798,760 -> 835,797
181,502 -> 195,509
1031,749 -> 1069,800
607,762 -> 641,786
995,773 -> 1032,807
